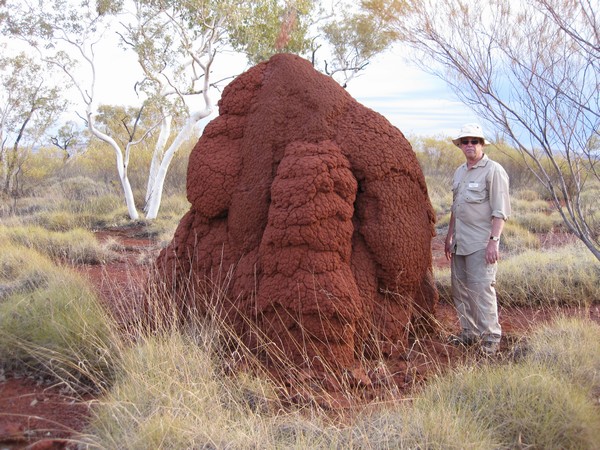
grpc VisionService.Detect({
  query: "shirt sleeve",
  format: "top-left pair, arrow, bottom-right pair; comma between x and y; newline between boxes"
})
488,163 -> 511,220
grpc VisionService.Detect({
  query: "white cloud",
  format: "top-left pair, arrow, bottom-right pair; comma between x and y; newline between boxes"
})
346,48 -> 478,137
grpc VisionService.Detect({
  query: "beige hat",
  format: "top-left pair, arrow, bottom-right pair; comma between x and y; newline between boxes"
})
452,123 -> 491,146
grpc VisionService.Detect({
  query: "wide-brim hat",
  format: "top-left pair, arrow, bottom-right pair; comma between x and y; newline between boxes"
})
452,123 -> 491,146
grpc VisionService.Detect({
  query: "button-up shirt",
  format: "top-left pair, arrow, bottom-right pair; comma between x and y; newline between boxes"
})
451,154 -> 511,255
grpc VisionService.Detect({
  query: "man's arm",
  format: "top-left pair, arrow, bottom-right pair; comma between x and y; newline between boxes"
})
445,213 -> 455,261
486,216 -> 506,264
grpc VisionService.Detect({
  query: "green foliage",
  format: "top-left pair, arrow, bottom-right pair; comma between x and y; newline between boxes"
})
497,243 -> 600,306
0,225 -> 116,264
0,251 -> 119,390
418,363 -> 600,449
228,0 -> 314,64
525,316 -> 600,393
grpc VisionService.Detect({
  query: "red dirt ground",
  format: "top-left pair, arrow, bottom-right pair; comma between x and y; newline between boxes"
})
0,226 -> 597,448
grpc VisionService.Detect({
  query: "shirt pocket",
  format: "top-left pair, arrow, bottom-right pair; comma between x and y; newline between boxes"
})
465,183 -> 487,203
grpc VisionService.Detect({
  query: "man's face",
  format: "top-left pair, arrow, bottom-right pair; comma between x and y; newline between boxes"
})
459,136 -> 483,162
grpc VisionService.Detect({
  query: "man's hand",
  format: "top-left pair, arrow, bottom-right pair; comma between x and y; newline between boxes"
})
444,236 -> 453,261
486,239 -> 500,264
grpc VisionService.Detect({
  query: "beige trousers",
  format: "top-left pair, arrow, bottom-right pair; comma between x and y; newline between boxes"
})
451,249 -> 501,342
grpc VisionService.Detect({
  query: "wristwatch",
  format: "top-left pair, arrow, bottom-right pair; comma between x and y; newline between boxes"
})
490,236 -> 500,241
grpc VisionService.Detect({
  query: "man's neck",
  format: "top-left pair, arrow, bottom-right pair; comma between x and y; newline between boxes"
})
466,153 -> 484,169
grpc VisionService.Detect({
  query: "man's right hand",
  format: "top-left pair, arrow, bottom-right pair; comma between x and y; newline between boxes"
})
444,236 -> 453,261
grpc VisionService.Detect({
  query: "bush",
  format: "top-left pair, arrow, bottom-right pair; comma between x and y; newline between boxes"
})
0,225 -> 116,264
0,254 -> 120,391
418,363 -> 600,449
525,316 -> 600,392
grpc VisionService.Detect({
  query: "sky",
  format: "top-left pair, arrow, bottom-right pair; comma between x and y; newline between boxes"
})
92,40 -> 479,141
345,47 -> 479,138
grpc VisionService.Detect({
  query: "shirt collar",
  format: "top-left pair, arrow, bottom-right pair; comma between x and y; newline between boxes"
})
463,153 -> 489,170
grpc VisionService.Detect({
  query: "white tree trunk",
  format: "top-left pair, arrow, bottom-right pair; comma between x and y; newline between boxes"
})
145,114 -> 172,208
144,108 -> 210,219
88,118 -> 140,220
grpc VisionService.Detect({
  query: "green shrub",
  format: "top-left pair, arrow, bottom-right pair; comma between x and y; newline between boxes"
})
497,243 -> 600,306
0,261 -> 120,390
418,363 -> 600,449
0,225 -> 115,264
525,316 -> 600,392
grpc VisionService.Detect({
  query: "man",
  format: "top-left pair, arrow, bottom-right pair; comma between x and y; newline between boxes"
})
444,123 -> 511,355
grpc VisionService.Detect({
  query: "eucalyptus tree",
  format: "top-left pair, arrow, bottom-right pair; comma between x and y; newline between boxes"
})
2,0 -> 401,220
122,0 -> 282,219
229,0 -> 401,87
2,0 -> 145,219
0,53 -> 65,197
379,0 -> 600,261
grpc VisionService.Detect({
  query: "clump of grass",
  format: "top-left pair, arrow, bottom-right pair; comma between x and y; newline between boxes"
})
435,242 -> 599,307
418,362 -> 600,449
501,221 -> 540,254
0,225 -> 115,264
0,252 -> 120,391
514,209 -> 563,233
511,196 -> 551,213
347,402 -> 498,449
524,315 -> 600,392
0,243 -> 55,299
497,243 -> 600,306
33,203 -> 132,231
513,188 -> 542,202
84,328 -> 279,449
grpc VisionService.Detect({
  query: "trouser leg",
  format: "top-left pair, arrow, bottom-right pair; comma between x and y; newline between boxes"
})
452,250 -> 501,341
451,253 -> 478,336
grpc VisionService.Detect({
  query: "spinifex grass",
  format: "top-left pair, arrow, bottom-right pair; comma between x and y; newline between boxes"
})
0,247 -> 120,391
417,362 -> 600,449
435,242 -> 600,307
524,315 -> 600,392
0,225 -> 118,264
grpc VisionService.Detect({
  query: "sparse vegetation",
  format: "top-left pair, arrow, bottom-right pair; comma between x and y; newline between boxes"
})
0,225 -> 117,264
0,247 -> 120,390
435,242 -> 600,307
0,133 -> 598,447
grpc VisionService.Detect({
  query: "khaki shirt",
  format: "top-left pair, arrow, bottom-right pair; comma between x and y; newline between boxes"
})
451,154 -> 511,255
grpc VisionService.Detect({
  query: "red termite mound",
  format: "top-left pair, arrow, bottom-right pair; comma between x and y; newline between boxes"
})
156,53 -> 437,376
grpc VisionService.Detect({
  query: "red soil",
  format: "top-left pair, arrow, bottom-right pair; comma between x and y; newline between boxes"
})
2,225 -> 598,448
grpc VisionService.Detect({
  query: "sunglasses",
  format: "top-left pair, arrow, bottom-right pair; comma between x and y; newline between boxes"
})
460,139 -> 481,145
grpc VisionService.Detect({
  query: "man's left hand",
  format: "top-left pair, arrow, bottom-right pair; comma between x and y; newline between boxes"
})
486,240 -> 500,264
